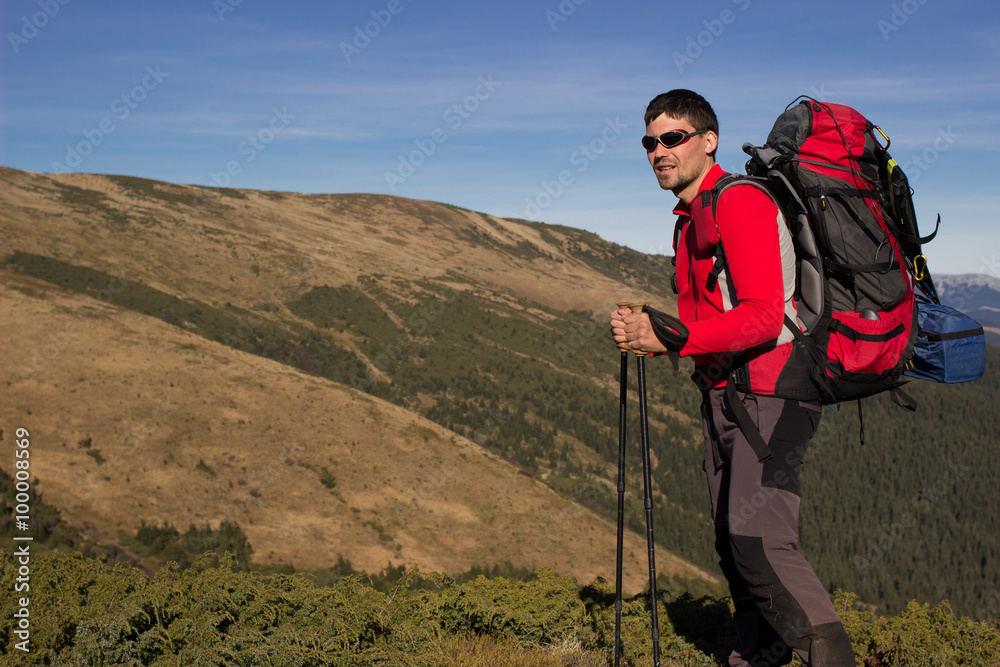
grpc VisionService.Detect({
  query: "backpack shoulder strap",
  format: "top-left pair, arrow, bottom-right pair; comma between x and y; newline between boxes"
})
701,175 -> 780,292
706,174 -> 779,216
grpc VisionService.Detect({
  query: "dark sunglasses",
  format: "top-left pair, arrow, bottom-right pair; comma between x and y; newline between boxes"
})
641,129 -> 708,151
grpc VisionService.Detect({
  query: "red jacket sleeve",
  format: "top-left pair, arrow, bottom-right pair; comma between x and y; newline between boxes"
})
680,185 -> 786,357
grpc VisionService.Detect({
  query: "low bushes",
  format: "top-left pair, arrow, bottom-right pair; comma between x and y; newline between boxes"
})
3,550 -> 999,665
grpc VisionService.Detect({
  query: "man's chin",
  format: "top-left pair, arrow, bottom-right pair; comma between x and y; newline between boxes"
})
656,177 -> 676,192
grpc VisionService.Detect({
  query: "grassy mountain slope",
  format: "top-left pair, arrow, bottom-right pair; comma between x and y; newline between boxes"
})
0,268 -> 707,589
0,166 -> 709,594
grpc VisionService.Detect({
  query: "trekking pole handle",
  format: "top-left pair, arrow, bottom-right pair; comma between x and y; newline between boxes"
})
616,301 -> 648,356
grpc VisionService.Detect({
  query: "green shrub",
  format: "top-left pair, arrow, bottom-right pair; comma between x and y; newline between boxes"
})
3,552 -> 1000,665
837,590 -> 1000,666
436,568 -> 590,647
0,551 -> 440,666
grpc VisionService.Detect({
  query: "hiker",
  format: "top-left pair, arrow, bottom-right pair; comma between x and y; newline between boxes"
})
609,89 -> 856,666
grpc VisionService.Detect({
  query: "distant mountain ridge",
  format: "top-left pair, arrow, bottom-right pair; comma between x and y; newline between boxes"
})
933,273 -> 1000,345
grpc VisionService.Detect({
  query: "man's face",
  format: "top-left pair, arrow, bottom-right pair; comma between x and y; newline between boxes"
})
645,113 -> 717,203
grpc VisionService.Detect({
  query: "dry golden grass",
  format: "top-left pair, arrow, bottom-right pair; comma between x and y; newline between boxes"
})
0,166 -> 713,593
0,167 -> 669,318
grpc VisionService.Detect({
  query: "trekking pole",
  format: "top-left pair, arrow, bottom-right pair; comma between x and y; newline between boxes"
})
613,303 -> 632,667
613,303 -> 662,666
629,303 -> 662,667
613,304 -> 686,666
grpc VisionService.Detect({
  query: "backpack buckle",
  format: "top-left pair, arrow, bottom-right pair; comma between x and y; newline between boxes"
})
731,358 -> 751,392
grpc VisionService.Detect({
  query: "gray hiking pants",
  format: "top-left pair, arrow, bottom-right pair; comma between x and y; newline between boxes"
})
701,387 -> 855,667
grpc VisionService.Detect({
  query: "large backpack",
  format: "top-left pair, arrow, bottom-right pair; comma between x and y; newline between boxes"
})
706,97 -> 983,424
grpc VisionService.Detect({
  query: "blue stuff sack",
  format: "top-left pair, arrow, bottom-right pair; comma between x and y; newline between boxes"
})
904,300 -> 986,383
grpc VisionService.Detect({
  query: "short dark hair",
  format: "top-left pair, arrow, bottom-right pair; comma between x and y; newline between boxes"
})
643,89 -> 719,136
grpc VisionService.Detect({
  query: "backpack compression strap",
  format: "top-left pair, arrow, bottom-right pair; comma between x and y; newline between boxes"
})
724,378 -> 773,463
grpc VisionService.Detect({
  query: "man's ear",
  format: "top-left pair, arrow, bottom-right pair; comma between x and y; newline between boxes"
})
703,131 -> 718,157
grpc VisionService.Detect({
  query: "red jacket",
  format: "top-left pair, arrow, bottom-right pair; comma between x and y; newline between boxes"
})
672,164 -> 799,391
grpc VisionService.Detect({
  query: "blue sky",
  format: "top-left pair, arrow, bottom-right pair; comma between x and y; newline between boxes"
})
2,0 -> 998,276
